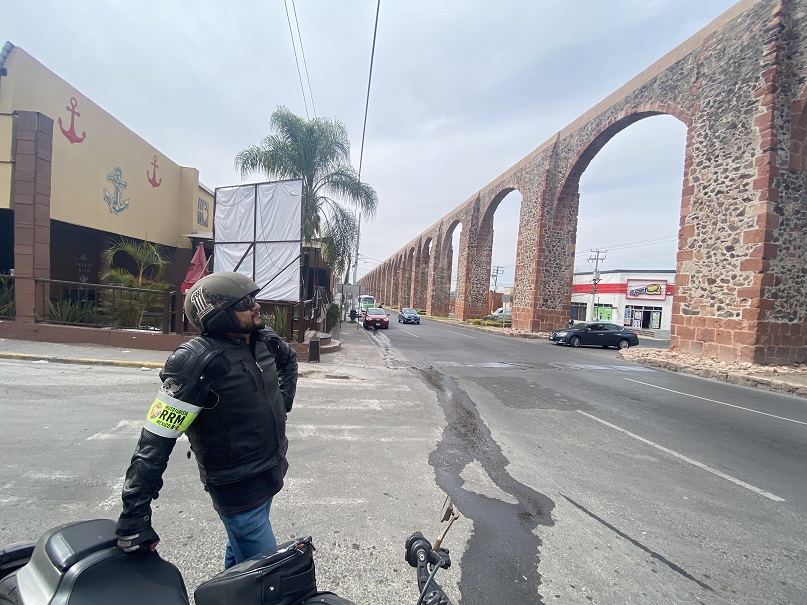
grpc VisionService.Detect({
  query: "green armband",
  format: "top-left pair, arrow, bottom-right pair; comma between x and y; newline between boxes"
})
144,391 -> 201,438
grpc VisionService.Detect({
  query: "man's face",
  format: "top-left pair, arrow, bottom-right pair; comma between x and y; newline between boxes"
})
232,296 -> 265,331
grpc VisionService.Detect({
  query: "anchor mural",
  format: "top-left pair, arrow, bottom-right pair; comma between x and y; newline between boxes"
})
58,97 -> 87,144
103,167 -> 130,214
147,155 -> 162,188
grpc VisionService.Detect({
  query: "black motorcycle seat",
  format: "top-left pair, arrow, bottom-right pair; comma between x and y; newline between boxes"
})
44,519 -> 117,572
16,519 -> 189,605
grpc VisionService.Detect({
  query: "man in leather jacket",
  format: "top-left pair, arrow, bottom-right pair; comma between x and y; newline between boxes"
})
115,272 -> 298,568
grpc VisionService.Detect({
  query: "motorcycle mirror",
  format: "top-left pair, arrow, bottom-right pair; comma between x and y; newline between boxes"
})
440,495 -> 454,523
434,495 -> 459,551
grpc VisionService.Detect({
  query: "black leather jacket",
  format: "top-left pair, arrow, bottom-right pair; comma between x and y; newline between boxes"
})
116,329 -> 297,535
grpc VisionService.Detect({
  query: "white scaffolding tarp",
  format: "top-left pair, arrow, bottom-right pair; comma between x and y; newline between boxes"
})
214,180 -> 302,302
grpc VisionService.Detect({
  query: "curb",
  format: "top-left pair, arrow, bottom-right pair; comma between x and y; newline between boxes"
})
0,352 -> 327,378
622,355 -> 807,398
0,352 -> 164,369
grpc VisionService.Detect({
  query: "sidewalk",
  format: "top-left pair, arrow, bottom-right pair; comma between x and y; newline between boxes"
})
0,319 -> 383,379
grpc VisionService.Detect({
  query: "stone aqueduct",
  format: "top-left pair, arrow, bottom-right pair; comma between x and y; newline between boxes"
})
358,0 -> 807,366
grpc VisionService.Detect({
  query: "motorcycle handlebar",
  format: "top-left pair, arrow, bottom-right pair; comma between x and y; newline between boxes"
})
405,532 -> 451,605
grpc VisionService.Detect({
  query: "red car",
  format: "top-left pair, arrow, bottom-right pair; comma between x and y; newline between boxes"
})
363,307 -> 389,329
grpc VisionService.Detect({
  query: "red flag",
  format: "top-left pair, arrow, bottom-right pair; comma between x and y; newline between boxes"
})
181,243 -> 210,293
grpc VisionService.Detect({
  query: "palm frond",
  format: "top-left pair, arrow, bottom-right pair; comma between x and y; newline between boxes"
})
234,105 -> 379,275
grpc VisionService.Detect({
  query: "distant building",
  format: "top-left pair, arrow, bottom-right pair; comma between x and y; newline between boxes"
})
571,269 -> 675,338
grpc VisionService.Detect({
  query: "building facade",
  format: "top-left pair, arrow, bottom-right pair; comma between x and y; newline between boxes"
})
572,270 -> 675,338
0,42 -> 213,293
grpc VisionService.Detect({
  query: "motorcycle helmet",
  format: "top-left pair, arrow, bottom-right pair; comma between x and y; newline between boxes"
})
184,271 -> 261,334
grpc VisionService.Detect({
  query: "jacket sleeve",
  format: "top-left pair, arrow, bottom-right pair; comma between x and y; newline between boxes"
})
263,330 -> 298,413
116,339 -> 227,535
116,429 -> 175,534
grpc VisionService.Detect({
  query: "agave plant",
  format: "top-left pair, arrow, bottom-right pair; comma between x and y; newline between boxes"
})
261,306 -> 289,340
0,278 -> 15,318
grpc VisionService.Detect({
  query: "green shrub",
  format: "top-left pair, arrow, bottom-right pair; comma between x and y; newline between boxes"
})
326,303 -> 339,332
48,298 -> 97,324
0,279 -> 14,318
262,306 -> 288,339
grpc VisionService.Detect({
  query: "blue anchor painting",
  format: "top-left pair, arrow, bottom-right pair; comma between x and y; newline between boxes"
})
104,167 -> 130,214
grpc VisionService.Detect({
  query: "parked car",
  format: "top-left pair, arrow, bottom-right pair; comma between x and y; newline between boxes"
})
363,307 -> 389,329
549,322 -> 639,349
398,308 -> 421,324
483,307 -> 512,322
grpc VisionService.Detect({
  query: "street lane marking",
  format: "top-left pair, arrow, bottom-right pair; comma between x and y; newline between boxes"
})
624,378 -> 807,426
87,419 -> 142,440
447,330 -> 476,338
399,328 -> 419,337
577,410 -> 785,502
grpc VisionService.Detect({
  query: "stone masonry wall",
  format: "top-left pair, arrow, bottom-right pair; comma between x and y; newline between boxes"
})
360,0 -> 807,364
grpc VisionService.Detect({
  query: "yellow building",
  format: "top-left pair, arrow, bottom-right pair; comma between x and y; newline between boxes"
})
0,42 -> 213,301
0,42 -> 214,332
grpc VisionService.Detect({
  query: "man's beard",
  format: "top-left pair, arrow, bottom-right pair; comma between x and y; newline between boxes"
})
231,310 -> 265,333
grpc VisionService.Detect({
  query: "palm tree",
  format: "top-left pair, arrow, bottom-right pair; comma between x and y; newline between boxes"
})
235,106 -> 378,279
101,237 -> 171,328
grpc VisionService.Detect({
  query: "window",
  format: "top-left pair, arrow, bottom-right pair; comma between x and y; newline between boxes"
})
624,305 -> 662,329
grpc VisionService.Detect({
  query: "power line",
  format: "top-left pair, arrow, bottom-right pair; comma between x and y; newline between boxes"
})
352,0 -> 381,284
284,0 -> 310,118
574,235 -> 677,257
290,0 -> 316,118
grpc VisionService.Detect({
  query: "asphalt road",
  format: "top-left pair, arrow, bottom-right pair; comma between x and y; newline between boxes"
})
363,313 -> 807,605
1,319 -> 805,605
0,353 -> 461,605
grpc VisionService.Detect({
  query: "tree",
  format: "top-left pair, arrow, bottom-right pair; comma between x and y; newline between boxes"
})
101,237 -> 171,328
235,106 -> 378,279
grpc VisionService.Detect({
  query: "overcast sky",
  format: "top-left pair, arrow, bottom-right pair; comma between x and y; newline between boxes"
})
4,0 -> 741,288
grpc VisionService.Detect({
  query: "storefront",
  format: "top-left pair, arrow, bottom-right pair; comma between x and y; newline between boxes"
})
571,270 -> 675,337
0,42 -> 214,287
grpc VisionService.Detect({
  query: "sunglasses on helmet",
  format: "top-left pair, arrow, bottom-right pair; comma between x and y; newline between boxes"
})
231,294 -> 258,312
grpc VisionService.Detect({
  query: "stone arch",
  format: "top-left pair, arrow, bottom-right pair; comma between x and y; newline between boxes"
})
441,219 -> 462,265
469,186 -> 522,316
539,107 -> 691,325
413,238 -> 433,309
402,245 -> 417,308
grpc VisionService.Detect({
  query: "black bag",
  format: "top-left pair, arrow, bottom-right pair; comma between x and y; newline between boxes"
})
302,591 -> 358,605
194,536 -> 317,605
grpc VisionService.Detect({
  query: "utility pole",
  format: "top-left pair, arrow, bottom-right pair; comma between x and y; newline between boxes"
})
587,249 -> 607,322
490,265 -> 505,313
491,265 -> 505,291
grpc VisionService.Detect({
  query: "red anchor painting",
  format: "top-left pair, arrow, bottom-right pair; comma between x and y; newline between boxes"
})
147,155 -> 162,188
58,97 -> 87,144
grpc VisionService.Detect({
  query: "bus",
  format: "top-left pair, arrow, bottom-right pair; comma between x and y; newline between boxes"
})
357,294 -> 376,315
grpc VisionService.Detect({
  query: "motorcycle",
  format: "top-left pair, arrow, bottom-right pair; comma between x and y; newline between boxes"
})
0,497 -> 459,605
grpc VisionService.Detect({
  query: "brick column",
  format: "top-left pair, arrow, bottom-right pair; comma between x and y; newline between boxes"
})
13,111 -> 53,323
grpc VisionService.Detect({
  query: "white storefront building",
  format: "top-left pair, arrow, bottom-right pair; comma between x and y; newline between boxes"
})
571,270 -> 675,338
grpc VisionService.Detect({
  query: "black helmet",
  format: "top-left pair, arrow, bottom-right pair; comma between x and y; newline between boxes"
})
184,271 -> 260,334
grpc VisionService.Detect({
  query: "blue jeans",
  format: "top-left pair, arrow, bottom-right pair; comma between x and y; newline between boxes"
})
218,498 -> 277,569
